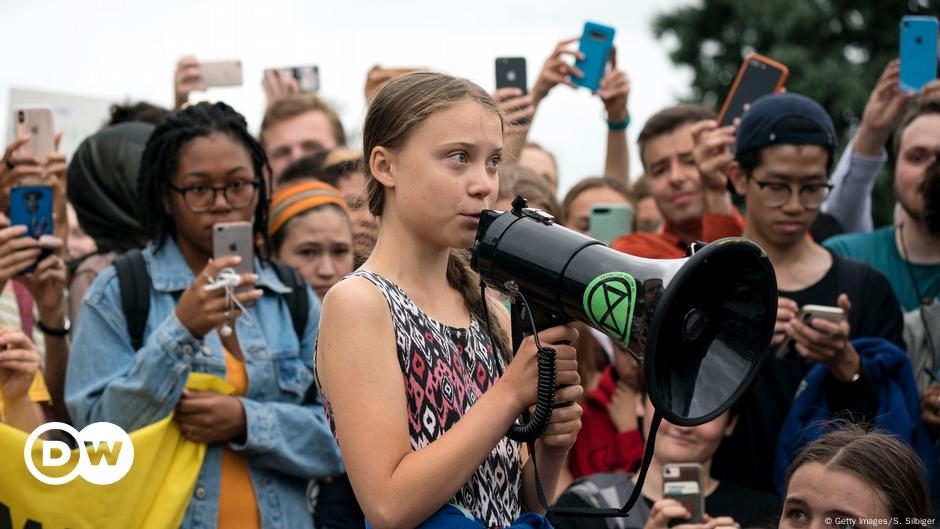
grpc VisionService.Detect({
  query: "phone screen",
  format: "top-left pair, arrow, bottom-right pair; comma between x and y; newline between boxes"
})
719,57 -> 786,127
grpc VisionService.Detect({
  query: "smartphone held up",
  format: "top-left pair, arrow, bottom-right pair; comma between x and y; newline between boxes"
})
13,105 -> 55,162
717,53 -> 788,128
573,22 -> 616,92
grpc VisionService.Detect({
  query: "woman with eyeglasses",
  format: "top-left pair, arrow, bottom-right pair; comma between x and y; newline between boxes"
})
65,102 -> 342,529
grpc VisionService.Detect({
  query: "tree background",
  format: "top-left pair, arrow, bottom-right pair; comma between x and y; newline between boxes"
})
653,0 -> 938,227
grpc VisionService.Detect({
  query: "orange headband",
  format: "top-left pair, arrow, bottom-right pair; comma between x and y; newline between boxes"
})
268,181 -> 348,237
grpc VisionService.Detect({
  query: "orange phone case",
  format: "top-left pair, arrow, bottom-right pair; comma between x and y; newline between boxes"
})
717,53 -> 789,126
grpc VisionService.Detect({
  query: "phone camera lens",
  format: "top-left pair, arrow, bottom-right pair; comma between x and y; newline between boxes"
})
17,111 -> 24,123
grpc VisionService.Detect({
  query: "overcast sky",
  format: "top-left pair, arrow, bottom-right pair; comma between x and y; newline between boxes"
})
1,0 -> 696,194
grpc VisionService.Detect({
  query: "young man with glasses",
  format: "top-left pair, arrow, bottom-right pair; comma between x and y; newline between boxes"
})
701,93 -> 905,494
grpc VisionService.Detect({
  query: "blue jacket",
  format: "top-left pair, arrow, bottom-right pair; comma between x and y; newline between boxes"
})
65,238 -> 343,529
774,337 -> 939,494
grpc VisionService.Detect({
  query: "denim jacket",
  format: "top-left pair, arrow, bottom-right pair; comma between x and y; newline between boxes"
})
65,238 -> 343,529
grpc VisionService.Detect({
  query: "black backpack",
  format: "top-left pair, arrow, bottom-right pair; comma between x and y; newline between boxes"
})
113,249 -> 309,351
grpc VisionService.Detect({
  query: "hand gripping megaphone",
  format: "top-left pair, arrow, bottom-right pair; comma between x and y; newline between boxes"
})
471,197 -> 777,518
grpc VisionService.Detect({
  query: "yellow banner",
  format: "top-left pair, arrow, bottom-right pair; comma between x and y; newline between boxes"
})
0,374 -> 233,529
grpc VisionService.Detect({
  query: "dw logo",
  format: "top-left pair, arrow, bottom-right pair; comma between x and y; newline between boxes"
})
23,422 -> 134,485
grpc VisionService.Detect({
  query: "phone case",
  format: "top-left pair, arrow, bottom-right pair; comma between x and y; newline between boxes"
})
573,22 -> 615,91
662,463 -> 704,524
717,53 -> 789,127
900,16 -> 939,92
212,222 -> 254,292
13,106 -> 55,161
589,203 -> 633,244
201,60 -> 244,87
495,57 -> 528,93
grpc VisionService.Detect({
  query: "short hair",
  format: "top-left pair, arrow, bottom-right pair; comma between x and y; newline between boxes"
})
106,101 -> 171,128
279,148 -> 362,188
637,105 -> 715,170
260,93 -> 346,148
894,99 -> 940,158
497,164 -> 560,219
560,176 -> 632,225
278,151 -> 330,187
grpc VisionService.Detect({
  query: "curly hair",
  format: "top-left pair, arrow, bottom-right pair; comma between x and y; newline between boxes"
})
138,101 -> 272,250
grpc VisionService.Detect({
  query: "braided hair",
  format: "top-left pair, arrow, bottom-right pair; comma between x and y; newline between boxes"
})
138,101 -> 272,251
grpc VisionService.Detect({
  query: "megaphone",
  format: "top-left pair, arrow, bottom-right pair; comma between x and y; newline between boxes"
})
471,197 -> 777,518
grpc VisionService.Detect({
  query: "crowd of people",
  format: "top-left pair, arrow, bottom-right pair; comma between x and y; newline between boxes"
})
0,32 -> 939,529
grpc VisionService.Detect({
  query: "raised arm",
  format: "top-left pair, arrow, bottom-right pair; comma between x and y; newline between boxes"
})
599,47 -> 630,186
822,59 -> 910,233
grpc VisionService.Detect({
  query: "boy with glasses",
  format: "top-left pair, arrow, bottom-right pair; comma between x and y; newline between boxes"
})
699,93 -> 905,494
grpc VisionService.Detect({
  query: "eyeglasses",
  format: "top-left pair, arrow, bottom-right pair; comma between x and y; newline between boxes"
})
751,179 -> 833,209
168,180 -> 260,213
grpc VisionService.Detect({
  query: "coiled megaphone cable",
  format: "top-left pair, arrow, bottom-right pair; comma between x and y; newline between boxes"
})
480,279 -> 663,519
479,281 -> 557,443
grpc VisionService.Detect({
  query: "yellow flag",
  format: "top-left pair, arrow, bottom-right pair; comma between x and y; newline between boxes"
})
0,373 -> 233,529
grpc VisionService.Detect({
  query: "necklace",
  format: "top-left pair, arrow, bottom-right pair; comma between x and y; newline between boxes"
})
899,222 -> 938,372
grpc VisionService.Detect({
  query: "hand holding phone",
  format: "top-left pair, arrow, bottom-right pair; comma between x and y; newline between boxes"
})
775,303 -> 845,359
7,186 -> 54,273
662,463 -> 704,525
573,22 -> 616,92
213,222 -> 254,293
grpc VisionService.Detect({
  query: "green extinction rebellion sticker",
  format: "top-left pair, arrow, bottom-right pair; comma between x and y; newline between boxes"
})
582,272 -> 637,348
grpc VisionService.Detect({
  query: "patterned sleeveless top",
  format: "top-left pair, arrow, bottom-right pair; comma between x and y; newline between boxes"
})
319,270 -> 522,528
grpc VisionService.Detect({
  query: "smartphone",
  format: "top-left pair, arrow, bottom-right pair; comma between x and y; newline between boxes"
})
590,203 -> 633,244
717,53 -> 789,128
775,304 -> 845,359
663,463 -> 704,525
266,65 -> 320,92
201,60 -> 244,87
8,186 -> 54,273
573,22 -> 616,92
212,222 -> 254,292
900,16 -> 939,92
495,57 -> 528,94
13,106 -> 55,162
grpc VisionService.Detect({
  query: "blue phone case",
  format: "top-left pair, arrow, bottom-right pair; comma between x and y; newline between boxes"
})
900,16 -> 939,92
9,186 -> 53,239
573,22 -> 616,92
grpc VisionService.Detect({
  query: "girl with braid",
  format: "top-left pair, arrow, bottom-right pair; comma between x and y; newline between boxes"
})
66,102 -> 342,529
316,72 -> 583,529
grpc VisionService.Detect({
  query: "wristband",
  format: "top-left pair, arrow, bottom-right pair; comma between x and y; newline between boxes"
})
37,318 -> 70,337
607,115 -> 630,131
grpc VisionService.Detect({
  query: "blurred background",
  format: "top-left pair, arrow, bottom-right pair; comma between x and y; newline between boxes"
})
2,0 -> 937,224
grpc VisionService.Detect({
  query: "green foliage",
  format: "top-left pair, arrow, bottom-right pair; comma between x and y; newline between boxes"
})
653,0 -> 938,227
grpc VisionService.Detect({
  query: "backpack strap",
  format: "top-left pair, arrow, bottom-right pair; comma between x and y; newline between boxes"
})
113,249 -> 150,351
270,261 -> 310,345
